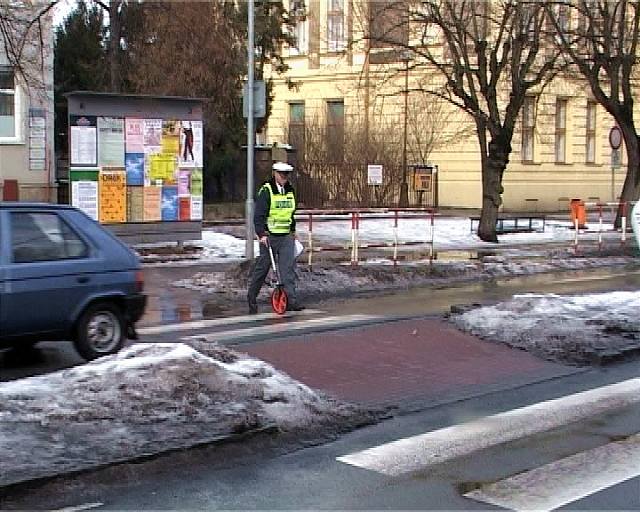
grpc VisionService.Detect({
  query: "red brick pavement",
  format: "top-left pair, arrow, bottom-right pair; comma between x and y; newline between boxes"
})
242,318 -> 576,405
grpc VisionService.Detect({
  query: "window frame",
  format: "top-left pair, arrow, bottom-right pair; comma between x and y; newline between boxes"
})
0,66 -> 21,143
288,101 -> 306,153
326,99 -> 345,162
327,0 -> 346,52
522,96 -> 536,163
289,0 -> 309,55
555,98 -> 568,164
10,211 -> 89,264
586,100 -> 597,164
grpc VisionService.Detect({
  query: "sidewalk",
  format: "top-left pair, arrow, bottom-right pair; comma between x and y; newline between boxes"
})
242,317 -> 580,410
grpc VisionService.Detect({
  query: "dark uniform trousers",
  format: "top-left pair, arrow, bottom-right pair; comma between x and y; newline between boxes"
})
247,234 -> 297,307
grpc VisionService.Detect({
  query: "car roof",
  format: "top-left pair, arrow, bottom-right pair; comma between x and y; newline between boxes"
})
0,202 -> 76,210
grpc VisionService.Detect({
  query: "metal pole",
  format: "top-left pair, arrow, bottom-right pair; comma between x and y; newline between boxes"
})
399,56 -> 409,207
245,0 -> 255,259
611,165 -> 615,203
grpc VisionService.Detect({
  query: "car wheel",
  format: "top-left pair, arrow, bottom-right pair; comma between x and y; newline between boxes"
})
74,302 -> 125,360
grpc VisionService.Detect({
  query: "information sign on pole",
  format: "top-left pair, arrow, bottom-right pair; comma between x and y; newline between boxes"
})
367,164 -> 383,185
243,80 -> 266,119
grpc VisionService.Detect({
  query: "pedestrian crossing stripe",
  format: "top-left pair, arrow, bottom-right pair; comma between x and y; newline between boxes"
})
465,433 -> 640,511
182,314 -> 379,343
337,377 -> 640,476
137,309 -> 324,335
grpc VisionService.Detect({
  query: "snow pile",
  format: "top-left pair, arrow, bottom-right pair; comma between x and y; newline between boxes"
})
451,291 -> 640,366
0,343 -> 372,487
173,255 -> 637,300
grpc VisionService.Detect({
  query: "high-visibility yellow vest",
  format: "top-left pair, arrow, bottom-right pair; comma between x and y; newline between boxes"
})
263,183 -> 296,234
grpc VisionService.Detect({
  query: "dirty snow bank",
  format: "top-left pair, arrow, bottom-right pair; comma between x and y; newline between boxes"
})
0,342 -> 375,487
450,291 -> 640,366
173,254 -> 637,300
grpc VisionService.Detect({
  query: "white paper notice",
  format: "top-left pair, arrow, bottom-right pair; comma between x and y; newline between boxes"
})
72,181 -> 99,220
71,126 -> 97,165
190,196 -> 203,221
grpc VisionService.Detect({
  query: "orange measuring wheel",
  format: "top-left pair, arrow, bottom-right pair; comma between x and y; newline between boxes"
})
271,286 -> 288,315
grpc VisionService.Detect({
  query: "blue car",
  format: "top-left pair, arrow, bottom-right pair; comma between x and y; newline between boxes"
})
0,203 -> 146,360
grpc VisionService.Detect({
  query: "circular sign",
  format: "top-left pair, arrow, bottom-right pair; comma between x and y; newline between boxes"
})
609,125 -> 622,150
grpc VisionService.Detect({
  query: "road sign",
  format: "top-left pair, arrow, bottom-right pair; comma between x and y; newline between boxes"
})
609,125 -> 622,150
367,164 -> 383,185
243,80 -> 266,119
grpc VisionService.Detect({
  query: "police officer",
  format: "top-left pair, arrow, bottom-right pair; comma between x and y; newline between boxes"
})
247,161 -> 304,314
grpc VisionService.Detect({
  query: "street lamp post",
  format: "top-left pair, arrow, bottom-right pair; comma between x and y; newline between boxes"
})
245,0 -> 255,260
399,51 -> 411,207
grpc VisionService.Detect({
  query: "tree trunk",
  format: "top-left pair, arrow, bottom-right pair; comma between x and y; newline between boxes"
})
478,139 -> 509,243
109,0 -> 121,92
615,131 -> 640,228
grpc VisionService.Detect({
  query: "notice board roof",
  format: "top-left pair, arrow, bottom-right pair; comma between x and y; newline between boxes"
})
65,91 -> 204,120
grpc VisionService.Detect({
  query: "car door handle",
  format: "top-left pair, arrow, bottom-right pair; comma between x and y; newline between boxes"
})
77,276 -> 90,284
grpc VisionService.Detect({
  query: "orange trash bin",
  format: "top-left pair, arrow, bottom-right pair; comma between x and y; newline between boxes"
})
570,198 -> 587,229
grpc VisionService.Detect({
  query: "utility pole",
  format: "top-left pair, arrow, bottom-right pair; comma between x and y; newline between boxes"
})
245,0 -> 255,260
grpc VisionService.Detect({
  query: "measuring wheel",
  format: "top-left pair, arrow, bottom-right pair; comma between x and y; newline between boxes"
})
271,286 -> 288,315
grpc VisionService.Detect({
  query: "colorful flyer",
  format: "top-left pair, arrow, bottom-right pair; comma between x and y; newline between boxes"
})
144,119 -> 163,148
98,117 -> 125,167
178,169 -> 191,196
125,153 -> 145,186
127,186 -> 144,222
161,186 -> 178,221
179,197 -> 191,221
162,120 -> 181,156
143,186 -> 162,221
98,169 -> 126,223
125,118 -> 144,153
179,121 -> 197,167
190,168 -> 203,196
149,153 -> 177,183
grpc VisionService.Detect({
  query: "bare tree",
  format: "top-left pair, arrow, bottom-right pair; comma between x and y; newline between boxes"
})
0,1 -> 56,90
366,1 -> 564,241
289,113 -> 403,208
406,92 -> 475,166
545,0 -> 640,226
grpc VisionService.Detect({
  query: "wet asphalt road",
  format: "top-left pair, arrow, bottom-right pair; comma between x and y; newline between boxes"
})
2,263 -> 640,381
1,263 -> 640,510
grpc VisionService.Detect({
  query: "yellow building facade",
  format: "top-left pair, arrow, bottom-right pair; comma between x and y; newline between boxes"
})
264,1 -> 627,212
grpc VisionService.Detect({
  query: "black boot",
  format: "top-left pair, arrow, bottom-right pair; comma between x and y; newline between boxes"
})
248,297 -> 258,315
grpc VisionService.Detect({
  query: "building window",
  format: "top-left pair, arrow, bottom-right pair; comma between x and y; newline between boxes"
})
0,67 -> 17,139
369,0 -> 408,48
288,102 -> 305,154
555,98 -> 567,163
326,100 -> 344,161
586,101 -> 596,163
289,0 -> 308,55
522,96 -> 535,163
327,0 -> 345,52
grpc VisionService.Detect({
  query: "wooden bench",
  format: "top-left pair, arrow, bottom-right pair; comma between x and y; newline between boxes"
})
470,214 -> 546,234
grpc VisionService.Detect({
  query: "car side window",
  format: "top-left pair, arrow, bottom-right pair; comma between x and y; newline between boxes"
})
10,212 -> 88,263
